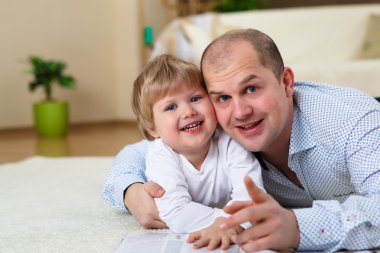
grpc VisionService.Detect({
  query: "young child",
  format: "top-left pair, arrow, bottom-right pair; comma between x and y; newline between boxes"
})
132,54 -> 264,250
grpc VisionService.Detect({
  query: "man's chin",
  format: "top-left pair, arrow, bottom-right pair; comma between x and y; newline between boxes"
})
233,136 -> 263,152
223,128 -> 260,149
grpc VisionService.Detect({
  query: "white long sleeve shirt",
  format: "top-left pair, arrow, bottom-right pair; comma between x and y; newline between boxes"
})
145,130 -> 263,233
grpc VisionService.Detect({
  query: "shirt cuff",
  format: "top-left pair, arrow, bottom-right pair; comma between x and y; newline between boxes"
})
293,201 -> 343,251
116,173 -> 146,212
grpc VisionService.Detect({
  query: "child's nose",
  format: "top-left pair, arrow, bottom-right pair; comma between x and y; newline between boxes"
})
182,105 -> 197,118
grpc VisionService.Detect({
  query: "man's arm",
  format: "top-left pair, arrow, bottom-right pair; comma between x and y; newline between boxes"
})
293,194 -> 380,251
102,140 -> 166,228
222,111 -> 380,251
293,110 -> 380,251
102,140 -> 149,209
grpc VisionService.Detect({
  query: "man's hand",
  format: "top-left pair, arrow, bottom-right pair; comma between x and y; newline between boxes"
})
220,176 -> 300,252
124,182 -> 167,229
187,217 -> 243,250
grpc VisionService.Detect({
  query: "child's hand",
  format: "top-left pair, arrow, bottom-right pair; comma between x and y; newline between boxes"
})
186,217 -> 243,250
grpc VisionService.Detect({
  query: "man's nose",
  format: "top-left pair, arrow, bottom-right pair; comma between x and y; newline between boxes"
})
233,99 -> 253,121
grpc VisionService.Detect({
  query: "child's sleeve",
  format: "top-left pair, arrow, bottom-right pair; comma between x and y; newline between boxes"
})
146,141 -> 228,233
222,133 -> 264,203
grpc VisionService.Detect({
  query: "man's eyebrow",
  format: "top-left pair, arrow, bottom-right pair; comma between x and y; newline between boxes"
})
208,90 -> 222,96
208,74 -> 259,96
240,74 -> 259,84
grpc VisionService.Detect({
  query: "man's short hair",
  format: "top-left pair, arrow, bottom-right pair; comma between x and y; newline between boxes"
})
201,28 -> 284,81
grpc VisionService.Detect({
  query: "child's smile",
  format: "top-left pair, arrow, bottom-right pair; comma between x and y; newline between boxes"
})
150,84 -> 217,163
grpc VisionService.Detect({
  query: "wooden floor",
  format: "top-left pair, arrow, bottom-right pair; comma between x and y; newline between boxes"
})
0,121 -> 142,164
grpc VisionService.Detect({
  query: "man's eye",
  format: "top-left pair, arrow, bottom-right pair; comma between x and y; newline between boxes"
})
165,104 -> 177,111
190,96 -> 201,103
218,95 -> 231,103
247,86 -> 257,93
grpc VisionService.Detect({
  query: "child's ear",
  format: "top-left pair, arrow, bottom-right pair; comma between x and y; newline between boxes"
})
147,127 -> 160,139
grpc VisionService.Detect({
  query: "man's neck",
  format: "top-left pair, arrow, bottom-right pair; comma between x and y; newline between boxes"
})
259,106 -> 303,188
261,116 -> 292,172
261,143 -> 303,189
261,141 -> 289,172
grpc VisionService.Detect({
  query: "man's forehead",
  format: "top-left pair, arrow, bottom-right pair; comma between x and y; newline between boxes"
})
203,43 -> 234,73
203,40 -> 256,73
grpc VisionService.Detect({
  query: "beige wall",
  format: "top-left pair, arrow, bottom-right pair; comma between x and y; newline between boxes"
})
0,0 -> 161,129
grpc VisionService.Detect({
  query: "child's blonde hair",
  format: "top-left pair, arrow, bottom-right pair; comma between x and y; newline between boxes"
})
132,54 -> 205,140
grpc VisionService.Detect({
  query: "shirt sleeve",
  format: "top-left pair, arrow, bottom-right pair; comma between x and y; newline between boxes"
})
221,133 -> 264,229
146,141 -> 226,233
102,140 -> 149,211
223,133 -> 264,203
294,110 -> 380,251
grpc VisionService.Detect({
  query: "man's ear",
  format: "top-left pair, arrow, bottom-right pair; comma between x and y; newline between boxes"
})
282,67 -> 294,98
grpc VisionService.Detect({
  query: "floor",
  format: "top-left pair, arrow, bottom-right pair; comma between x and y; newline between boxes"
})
0,121 -> 142,164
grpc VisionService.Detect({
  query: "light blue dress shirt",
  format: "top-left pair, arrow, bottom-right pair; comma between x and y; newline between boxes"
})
102,81 -> 380,251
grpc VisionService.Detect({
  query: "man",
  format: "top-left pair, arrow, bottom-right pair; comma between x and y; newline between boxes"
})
103,29 -> 380,251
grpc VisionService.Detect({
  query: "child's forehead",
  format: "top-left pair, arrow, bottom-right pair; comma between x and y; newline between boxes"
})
153,84 -> 205,103
167,83 -> 204,94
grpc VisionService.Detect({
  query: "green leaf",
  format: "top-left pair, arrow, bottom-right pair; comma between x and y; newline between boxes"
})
213,0 -> 257,12
25,55 -> 77,100
59,76 -> 76,88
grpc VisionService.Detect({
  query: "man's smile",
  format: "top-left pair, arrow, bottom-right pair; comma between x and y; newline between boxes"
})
236,119 -> 264,134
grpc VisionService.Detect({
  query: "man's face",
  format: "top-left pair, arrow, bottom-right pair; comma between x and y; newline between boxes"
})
203,41 -> 294,154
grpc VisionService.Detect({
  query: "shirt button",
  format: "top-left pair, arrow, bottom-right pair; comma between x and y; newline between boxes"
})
320,228 -> 329,240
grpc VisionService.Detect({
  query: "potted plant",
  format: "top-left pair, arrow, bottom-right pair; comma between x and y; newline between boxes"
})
27,56 -> 77,137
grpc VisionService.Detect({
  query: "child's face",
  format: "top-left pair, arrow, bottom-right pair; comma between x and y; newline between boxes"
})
150,83 -> 217,156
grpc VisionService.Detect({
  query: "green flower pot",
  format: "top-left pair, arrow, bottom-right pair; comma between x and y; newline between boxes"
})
33,101 -> 69,137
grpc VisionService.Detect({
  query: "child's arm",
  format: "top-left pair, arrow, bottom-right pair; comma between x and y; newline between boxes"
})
185,132 -> 263,249
146,141 -> 228,233
224,132 -> 265,202
187,217 -> 243,250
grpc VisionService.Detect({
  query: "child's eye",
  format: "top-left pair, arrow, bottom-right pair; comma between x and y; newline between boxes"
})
164,104 -> 177,111
247,86 -> 257,94
190,96 -> 201,103
218,95 -> 231,103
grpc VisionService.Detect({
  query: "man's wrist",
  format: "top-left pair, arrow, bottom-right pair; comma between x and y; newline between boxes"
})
123,182 -> 144,209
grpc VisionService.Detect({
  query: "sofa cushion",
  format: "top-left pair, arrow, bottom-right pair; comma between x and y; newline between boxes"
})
178,20 -> 212,64
357,13 -> 380,59
217,5 -> 380,64
212,14 -> 239,38
292,59 -> 380,96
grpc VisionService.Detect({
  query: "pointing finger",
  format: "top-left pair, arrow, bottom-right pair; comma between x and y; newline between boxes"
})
244,175 -> 268,203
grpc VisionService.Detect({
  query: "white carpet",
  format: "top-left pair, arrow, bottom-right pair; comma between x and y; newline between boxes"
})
0,156 -> 142,253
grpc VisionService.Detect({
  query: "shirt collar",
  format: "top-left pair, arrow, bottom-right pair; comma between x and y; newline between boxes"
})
289,102 -> 317,155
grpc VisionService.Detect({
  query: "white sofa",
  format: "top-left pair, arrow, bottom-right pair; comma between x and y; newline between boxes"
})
151,4 -> 380,96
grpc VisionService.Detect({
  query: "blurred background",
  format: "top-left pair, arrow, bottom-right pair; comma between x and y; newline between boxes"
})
1,0 -> 379,163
